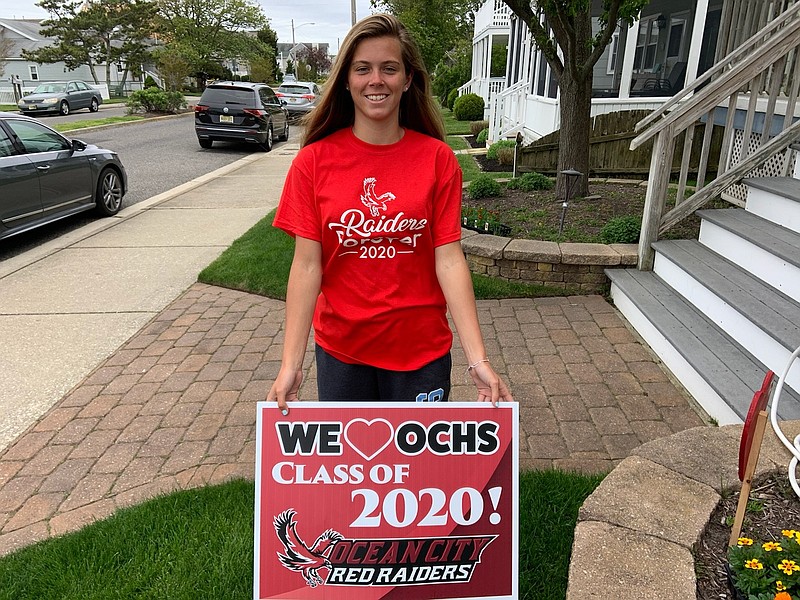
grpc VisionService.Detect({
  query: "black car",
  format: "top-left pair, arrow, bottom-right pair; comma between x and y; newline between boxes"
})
0,112 -> 127,241
194,82 -> 290,151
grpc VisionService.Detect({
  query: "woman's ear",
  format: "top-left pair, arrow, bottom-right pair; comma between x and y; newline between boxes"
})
405,70 -> 414,92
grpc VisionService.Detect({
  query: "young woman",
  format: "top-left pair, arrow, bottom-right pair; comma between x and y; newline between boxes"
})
267,13 -> 513,413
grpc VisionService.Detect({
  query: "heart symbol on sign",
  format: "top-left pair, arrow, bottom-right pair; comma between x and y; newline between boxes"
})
344,418 -> 394,461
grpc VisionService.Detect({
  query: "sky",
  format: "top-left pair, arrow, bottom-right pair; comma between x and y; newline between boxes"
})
0,0 -> 376,56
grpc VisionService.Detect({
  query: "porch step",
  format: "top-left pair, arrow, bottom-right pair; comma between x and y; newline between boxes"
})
697,208 -> 800,299
741,176 -> 800,234
653,240 -> 800,356
607,269 -> 800,423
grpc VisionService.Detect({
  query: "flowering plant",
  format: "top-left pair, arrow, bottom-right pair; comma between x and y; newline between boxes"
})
460,206 -> 510,236
729,529 -> 800,599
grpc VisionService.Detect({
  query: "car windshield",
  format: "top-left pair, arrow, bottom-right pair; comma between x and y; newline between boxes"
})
278,85 -> 312,95
200,87 -> 256,105
33,83 -> 68,94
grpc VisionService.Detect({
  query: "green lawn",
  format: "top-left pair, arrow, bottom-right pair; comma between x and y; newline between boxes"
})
198,210 -> 564,300
0,471 -> 604,600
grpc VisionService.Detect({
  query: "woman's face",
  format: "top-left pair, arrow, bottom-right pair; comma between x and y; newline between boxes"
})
347,35 -> 413,130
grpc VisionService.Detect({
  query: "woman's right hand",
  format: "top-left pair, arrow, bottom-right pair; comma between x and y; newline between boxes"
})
267,366 -> 303,415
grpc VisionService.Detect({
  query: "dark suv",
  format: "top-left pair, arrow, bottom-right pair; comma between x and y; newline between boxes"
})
194,82 -> 289,151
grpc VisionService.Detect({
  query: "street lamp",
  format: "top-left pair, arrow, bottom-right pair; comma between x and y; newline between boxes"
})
291,19 -> 315,45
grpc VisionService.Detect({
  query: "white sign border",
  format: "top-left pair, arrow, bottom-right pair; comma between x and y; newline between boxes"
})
253,401 -> 519,600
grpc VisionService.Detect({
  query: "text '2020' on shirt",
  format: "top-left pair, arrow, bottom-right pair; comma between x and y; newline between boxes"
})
273,127 -> 463,371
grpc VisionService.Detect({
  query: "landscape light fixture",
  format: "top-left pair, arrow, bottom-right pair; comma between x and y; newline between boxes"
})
559,169 -> 583,236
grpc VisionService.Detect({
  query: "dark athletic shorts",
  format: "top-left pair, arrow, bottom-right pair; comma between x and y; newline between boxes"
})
315,345 -> 451,402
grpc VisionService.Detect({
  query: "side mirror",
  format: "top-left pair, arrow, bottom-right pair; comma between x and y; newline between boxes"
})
71,139 -> 87,151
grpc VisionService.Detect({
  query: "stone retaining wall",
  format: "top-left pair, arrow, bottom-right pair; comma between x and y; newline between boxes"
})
461,228 -> 638,292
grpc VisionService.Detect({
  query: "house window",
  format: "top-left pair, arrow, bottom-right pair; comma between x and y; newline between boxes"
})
667,17 -> 687,59
633,18 -> 660,71
606,31 -> 619,75
29,65 -> 39,81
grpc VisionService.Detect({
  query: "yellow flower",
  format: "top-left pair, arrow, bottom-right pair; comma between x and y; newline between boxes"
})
746,559 -> 765,570
738,537 -> 754,546
782,530 -> 798,539
776,580 -> 787,591
779,559 -> 800,575
764,542 -> 784,551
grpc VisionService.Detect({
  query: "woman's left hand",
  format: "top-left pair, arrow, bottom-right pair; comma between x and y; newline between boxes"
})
468,362 -> 514,406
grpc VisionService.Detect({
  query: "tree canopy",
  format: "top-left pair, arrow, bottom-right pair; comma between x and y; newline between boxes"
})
371,0 -> 481,72
155,0 -> 268,87
25,0 -> 157,85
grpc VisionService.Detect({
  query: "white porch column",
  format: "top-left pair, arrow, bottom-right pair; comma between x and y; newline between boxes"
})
618,19 -> 639,99
686,0 -> 710,85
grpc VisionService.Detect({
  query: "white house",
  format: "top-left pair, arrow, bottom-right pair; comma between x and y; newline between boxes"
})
465,0 -> 735,144
276,42 -> 330,81
464,0 -> 800,427
0,18 -> 128,102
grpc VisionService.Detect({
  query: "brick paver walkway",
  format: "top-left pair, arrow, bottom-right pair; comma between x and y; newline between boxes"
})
0,283 -> 704,556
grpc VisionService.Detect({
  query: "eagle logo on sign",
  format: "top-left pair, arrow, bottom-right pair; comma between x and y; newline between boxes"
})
273,509 -> 343,587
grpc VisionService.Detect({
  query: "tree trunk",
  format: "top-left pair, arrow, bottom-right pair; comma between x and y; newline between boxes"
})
555,70 -> 593,198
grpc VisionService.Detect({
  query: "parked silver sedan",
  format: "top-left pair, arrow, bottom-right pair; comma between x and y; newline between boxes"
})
17,80 -> 103,116
0,112 -> 126,241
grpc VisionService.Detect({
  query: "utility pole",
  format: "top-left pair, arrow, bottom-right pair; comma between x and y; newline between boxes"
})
351,0 -> 356,26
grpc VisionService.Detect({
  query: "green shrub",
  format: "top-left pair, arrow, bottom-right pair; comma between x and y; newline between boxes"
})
126,88 -> 186,114
476,128 -> 489,145
467,175 -> 503,200
470,120 -> 489,136
497,147 -> 515,165
600,215 -> 641,244
453,93 -> 485,121
446,88 -> 459,111
487,139 -> 517,160
506,172 -> 554,192
144,75 -> 159,89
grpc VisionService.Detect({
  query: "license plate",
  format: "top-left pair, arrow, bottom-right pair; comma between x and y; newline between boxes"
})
219,114 -> 234,123
28,105 -> 37,109
289,98 -> 298,103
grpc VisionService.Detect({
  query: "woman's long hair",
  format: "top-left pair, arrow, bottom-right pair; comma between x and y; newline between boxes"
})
301,13 -> 446,146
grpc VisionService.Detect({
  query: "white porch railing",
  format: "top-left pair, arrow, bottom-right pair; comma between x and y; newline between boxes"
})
631,0 -> 800,269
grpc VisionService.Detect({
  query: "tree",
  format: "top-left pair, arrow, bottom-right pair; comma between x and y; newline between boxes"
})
0,30 -> 13,77
24,0 -> 157,86
152,44 -> 190,90
502,0 -> 647,196
295,46 -> 331,81
249,49 -> 276,83
371,0 -> 481,72
431,37 -> 472,105
155,0 -> 268,89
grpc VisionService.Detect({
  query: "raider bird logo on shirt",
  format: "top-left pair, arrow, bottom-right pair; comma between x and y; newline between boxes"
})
360,177 -> 396,216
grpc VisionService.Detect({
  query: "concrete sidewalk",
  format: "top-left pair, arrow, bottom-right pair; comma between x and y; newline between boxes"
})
0,142 -> 300,452
0,138 -> 706,557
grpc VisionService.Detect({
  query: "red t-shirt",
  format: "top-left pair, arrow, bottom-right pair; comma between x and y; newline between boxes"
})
273,128 -> 463,370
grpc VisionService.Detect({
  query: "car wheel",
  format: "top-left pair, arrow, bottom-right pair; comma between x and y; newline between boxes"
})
199,138 -> 213,149
94,168 -> 123,216
59,100 -> 70,116
89,98 -> 99,112
259,124 -> 274,152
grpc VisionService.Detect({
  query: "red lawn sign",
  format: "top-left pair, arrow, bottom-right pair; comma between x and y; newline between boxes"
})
254,402 -> 519,600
